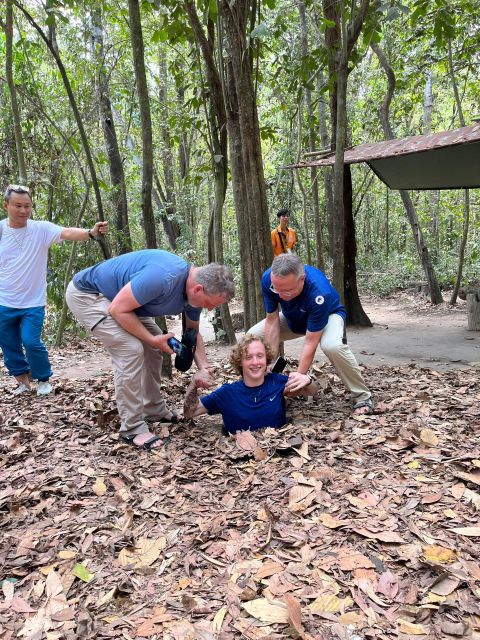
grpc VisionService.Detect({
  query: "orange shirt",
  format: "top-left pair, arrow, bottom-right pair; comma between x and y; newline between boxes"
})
271,225 -> 297,257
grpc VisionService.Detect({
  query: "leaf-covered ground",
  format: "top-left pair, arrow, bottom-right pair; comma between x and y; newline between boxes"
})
1,346 -> 480,640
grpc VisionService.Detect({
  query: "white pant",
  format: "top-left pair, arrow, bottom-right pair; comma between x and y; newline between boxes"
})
248,312 -> 370,403
66,282 -> 170,435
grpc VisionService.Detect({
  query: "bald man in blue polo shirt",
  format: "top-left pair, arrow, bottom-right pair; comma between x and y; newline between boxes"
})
248,253 -> 373,414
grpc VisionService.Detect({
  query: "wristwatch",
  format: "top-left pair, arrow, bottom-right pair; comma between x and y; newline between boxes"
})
88,229 -> 96,240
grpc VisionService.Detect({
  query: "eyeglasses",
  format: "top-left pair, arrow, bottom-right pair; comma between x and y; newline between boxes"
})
269,283 -> 297,297
269,275 -> 304,298
4,184 -> 30,198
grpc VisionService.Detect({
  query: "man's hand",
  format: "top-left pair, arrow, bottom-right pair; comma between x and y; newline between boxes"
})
91,221 -> 109,238
284,371 -> 311,394
193,368 -> 214,389
149,332 -> 176,354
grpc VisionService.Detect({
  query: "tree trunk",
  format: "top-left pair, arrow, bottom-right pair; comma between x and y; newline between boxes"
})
317,68 -> 334,262
158,49 -> 181,250
295,104 -> 312,264
184,0 -> 235,344
298,0 -> 323,269
322,0 -> 371,306
220,0 -> 272,328
344,165 -> 372,326
127,0 -> 156,249
92,7 -> 132,255
466,291 -> 480,331
371,42 -> 443,305
448,39 -> 470,306
6,0 -> 27,183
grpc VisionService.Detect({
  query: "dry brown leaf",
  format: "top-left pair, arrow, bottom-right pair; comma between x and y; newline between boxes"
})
319,513 -> 346,529
464,488 -> 480,509
288,485 -> 315,512
118,537 -> 166,568
453,470 -> 480,486
309,594 -> 352,614
377,571 -> 399,599
254,561 -> 285,580
423,545 -> 456,564
398,619 -> 429,634
450,525 -> 480,536
284,593 -> 304,637
211,606 -> 227,633
338,611 -> 364,626
339,552 -> 375,571
242,598 -> 289,623
92,477 -> 107,496
420,428 -> 439,446
430,575 -> 460,596
352,528 -> 406,543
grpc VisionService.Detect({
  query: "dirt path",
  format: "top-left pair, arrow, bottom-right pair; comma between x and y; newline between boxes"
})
47,292 -> 480,381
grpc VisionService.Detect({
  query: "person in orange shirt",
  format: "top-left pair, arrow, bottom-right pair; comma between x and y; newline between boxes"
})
271,209 -> 297,257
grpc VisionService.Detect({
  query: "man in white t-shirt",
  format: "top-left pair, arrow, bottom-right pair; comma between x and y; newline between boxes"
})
0,184 -> 108,395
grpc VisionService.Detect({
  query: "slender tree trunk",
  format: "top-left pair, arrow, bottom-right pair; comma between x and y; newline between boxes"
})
344,166 -> 372,326
184,0 -> 235,344
298,0 -> 323,269
221,0 -> 272,328
92,7 -> 132,254
317,69 -> 334,261
158,50 -> 181,249
295,104 -> 312,264
16,1 -> 111,259
5,0 -> 27,183
371,42 -> 443,304
448,39 -> 470,306
423,71 -> 440,254
128,0 -> 156,248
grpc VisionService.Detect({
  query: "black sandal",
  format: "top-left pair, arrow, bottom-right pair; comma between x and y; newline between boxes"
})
352,397 -> 374,414
121,433 -> 163,450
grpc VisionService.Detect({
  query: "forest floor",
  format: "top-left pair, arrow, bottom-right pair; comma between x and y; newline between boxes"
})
1,292 -> 480,640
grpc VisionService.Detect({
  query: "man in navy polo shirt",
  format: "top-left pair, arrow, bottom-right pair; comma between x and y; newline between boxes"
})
248,254 -> 373,414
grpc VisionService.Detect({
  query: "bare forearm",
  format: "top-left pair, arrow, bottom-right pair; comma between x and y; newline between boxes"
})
60,227 -> 91,241
297,334 -> 321,373
193,333 -> 209,370
108,309 -> 157,346
265,318 -> 280,357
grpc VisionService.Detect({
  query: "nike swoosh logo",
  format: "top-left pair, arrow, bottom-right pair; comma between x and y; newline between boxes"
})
269,395 -> 278,401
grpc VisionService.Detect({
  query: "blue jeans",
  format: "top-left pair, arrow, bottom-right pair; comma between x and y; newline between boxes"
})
0,305 -> 52,381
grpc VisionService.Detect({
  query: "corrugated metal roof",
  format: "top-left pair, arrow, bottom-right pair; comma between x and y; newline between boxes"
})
290,124 -> 480,190
295,124 -> 480,166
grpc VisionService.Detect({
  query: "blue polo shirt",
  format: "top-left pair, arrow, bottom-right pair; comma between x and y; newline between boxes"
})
73,249 -> 201,320
261,265 -> 346,334
200,373 -> 288,434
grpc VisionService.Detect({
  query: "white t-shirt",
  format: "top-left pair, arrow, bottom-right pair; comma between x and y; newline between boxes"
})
0,219 -> 63,308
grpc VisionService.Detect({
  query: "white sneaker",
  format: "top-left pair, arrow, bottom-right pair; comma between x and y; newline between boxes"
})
37,381 -> 53,395
13,383 -> 30,395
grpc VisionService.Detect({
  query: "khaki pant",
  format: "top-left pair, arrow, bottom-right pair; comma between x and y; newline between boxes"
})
248,312 -> 371,404
66,282 -> 169,436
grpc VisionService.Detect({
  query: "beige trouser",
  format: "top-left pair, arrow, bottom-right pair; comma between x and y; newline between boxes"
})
248,312 -> 371,404
66,282 -> 169,436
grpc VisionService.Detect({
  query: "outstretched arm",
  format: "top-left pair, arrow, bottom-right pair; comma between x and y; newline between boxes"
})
60,220 -> 109,241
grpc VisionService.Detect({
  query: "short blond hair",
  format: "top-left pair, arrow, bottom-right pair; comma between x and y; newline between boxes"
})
229,334 -> 274,376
